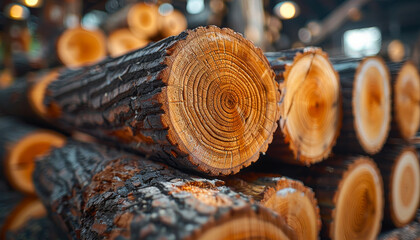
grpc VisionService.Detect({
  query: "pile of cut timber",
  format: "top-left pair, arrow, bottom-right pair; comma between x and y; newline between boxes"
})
0,25 -> 419,240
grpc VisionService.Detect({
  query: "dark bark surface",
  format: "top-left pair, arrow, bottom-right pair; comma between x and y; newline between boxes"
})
34,141 -> 294,240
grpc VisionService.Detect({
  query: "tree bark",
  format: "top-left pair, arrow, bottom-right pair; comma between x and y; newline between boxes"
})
264,47 -> 341,165
43,26 -> 280,176
374,144 -> 420,227
387,61 -> 420,141
34,141 -> 295,240
225,173 -> 321,240
0,117 -> 65,195
332,57 -> 391,155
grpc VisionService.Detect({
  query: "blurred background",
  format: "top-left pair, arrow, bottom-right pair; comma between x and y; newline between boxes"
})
0,0 -> 420,78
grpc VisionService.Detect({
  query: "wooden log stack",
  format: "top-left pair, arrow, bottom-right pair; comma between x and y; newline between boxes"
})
0,24 -> 419,239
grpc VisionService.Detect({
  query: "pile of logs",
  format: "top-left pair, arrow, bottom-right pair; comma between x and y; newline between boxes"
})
0,25 -> 419,240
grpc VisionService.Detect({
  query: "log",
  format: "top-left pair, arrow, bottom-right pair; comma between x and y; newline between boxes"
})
0,69 -> 13,89
107,29 -> 149,57
42,26 -> 280,176
333,57 -> 391,155
159,9 -> 187,38
34,141 -> 295,240
387,61 -> 420,140
57,27 -> 107,68
264,47 -> 341,165
0,117 -> 66,195
102,3 -> 159,40
374,145 -> 420,227
0,70 -> 60,121
0,197 -> 63,240
225,173 -> 321,240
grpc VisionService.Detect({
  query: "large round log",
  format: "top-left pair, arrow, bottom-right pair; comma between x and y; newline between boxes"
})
107,29 -> 149,57
57,27 -> 107,68
375,145 -> 420,227
0,117 -> 65,195
43,26 -> 280,176
34,141 -> 295,240
333,57 -> 391,155
388,61 -> 420,140
265,47 -> 341,165
225,173 -> 321,240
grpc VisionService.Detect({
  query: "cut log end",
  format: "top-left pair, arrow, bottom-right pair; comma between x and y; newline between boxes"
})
195,206 -> 293,240
354,57 -> 391,154
1,198 -> 46,239
162,26 -> 280,175
281,48 -> 341,164
389,147 -> 420,227
0,69 -> 13,89
332,157 -> 383,240
127,3 -> 159,39
107,29 -> 149,57
261,178 -> 321,240
5,130 -> 66,195
159,10 -> 187,38
394,62 -> 420,140
57,27 -> 106,68
29,70 -> 59,118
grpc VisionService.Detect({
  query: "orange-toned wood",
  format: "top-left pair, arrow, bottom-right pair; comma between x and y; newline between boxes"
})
0,117 -> 66,195
57,27 -> 106,68
226,173 -> 321,240
159,10 -> 187,38
265,48 -> 341,165
0,69 -> 13,89
43,26 -> 280,176
334,57 -> 391,154
107,29 -> 149,57
375,145 -> 420,227
388,61 -> 420,140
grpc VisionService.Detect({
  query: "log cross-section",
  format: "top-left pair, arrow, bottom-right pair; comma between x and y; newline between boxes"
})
43,26 -> 280,176
33,141 -> 295,240
265,48 -> 341,165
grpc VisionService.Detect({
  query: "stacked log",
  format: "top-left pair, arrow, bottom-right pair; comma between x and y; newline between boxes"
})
57,27 -> 107,68
264,47 -> 341,165
375,145 -> 420,227
333,57 -> 391,155
387,61 -> 420,140
0,117 -> 65,194
225,173 -> 321,240
33,141 -> 295,240
41,26 -> 280,176
107,29 -> 149,57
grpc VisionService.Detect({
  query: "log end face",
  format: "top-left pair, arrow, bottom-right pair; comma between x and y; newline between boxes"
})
280,49 -> 341,164
332,157 -> 383,240
29,70 -> 60,118
353,57 -> 391,154
394,61 -> 420,140
5,130 -> 66,195
389,147 -> 420,227
107,29 -> 149,57
162,26 -> 280,175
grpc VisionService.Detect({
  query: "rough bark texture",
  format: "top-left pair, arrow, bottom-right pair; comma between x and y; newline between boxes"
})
374,144 -> 420,228
43,26 -> 280,176
264,47 -> 341,165
34,141 -> 295,240
225,173 -> 321,240
333,57 -> 391,155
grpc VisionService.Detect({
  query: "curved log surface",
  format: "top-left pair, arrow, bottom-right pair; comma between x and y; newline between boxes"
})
375,145 -> 420,227
34,141 -> 295,240
333,57 -> 391,155
265,47 -> 341,165
0,117 -> 66,194
43,26 -> 280,176
225,173 -> 321,240
388,61 -> 420,140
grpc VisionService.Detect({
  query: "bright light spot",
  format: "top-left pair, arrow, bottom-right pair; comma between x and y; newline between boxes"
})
8,4 -> 28,20
187,0 -> 205,15
24,0 -> 41,8
344,27 -> 381,57
274,1 -> 298,20
388,40 -> 405,62
159,3 -> 174,16
82,11 -> 107,30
